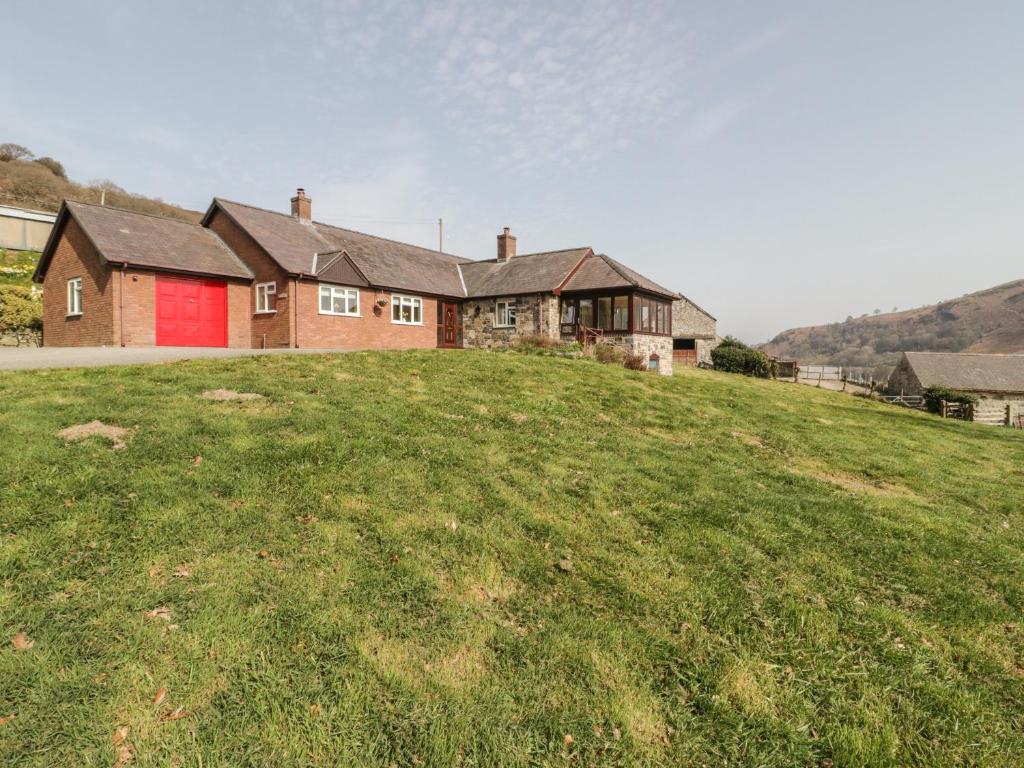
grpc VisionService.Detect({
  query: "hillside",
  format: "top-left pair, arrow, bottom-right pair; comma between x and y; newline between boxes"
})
1,351 -> 1022,766
0,146 -> 199,222
762,279 -> 1024,378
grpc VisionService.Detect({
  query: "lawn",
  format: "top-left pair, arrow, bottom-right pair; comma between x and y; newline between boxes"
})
0,350 -> 1022,766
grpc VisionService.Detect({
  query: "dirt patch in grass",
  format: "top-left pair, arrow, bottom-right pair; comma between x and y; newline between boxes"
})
199,389 -> 262,402
812,471 -> 919,499
57,421 -> 134,450
732,431 -> 765,448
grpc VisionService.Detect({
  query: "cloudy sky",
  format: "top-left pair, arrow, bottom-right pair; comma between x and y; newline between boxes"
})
4,1 -> 1022,341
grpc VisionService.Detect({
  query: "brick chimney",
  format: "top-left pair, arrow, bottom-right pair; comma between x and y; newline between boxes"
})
291,188 -> 311,222
497,227 -> 516,263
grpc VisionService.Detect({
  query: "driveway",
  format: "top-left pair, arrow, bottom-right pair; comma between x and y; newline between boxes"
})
0,346 -> 347,371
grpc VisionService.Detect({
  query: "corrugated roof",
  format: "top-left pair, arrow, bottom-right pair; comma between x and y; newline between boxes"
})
903,352 -> 1024,393
460,248 -> 591,297
36,201 -> 253,281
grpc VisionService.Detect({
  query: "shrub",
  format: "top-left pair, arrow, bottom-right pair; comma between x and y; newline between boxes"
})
33,156 -> 67,179
623,352 -> 647,371
0,285 -> 42,344
592,342 -> 625,365
922,386 -> 978,415
0,143 -> 33,162
711,337 -> 771,378
512,334 -> 581,358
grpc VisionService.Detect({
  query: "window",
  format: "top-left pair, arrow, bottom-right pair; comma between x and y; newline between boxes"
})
495,300 -> 516,327
391,294 -> 423,325
319,284 -> 360,316
633,295 -> 671,334
67,278 -> 82,316
579,298 -> 594,328
560,300 -> 576,324
597,296 -> 612,330
613,296 -> 629,330
255,282 -> 276,313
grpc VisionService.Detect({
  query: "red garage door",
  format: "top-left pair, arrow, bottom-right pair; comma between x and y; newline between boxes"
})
155,275 -> 228,347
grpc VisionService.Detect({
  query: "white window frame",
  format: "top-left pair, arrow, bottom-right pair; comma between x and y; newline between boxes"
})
67,277 -> 83,316
391,294 -> 423,325
318,283 -> 360,317
255,282 -> 276,314
495,300 -> 516,328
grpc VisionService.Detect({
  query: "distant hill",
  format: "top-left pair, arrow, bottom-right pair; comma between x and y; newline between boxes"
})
0,143 -> 199,223
761,279 -> 1024,379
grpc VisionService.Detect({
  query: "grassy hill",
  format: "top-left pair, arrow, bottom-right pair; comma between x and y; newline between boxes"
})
0,156 -> 199,222
1,351 -> 1022,766
762,279 -> 1024,379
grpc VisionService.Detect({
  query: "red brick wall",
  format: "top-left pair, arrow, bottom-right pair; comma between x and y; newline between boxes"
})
116,269 -> 251,348
205,208 -> 291,348
41,217 -> 116,346
294,281 -> 439,349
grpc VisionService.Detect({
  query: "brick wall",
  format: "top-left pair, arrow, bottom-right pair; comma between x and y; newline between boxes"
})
463,294 -> 560,349
115,269 -> 251,348
206,208 -> 291,348
41,217 -> 116,347
294,281 -> 439,349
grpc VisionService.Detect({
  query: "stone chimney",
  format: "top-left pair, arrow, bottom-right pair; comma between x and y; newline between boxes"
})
291,188 -> 311,222
497,227 -> 516,263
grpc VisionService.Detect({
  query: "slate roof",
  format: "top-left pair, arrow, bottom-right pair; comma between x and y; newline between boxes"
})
33,201 -> 252,282
459,248 -> 591,297
560,253 -> 678,299
208,199 -> 469,296
902,352 -> 1024,393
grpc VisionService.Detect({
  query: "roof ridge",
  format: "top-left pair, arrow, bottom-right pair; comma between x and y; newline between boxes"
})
315,220 -> 473,263
66,198 -> 202,226
215,197 -> 474,263
907,351 -> 1024,357
470,246 -> 591,264
595,253 -> 638,287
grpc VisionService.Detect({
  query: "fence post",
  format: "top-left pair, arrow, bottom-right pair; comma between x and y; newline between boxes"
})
941,400 -> 948,418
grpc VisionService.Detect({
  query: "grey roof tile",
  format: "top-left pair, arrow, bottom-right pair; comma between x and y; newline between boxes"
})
903,351 -> 1024,393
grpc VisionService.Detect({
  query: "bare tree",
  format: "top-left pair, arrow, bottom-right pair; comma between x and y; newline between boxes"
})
0,143 -> 33,162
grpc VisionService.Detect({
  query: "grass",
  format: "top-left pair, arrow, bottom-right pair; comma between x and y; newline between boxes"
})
0,350 -> 1022,766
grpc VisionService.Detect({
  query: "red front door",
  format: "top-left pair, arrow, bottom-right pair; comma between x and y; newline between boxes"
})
439,301 -> 460,348
155,274 -> 228,347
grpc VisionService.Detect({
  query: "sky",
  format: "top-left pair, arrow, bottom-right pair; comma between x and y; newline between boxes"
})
3,0 -> 1023,342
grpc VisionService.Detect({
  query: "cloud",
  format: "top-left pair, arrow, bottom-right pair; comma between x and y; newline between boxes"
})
289,0 -> 692,169
687,97 -> 752,143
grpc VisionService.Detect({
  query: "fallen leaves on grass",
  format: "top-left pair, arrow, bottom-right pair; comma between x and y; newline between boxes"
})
153,687 -> 167,706
309,703 -> 320,716
731,431 -> 764,448
257,550 -> 270,559
563,734 -> 574,746
11,631 -> 34,650
191,455 -> 203,467
510,413 -> 528,424
445,519 -> 458,532
145,607 -> 172,622
200,389 -> 262,401
172,565 -> 190,578
113,726 -> 132,767
0,714 -> 14,726
295,514 -> 319,524
160,707 -> 189,722
57,421 -> 134,450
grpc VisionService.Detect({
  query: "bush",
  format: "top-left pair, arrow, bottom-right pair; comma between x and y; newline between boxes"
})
922,386 -> 978,415
623,352 -> 647,371
33,156 -> 67,179
0,143 -> 33,162
711,337 -> 772,378
0,285 -> 42,344
592,342 -> 625,365
512,334 -> 581,358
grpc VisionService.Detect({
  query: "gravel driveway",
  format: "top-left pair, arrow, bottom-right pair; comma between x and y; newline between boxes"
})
0,346 -> 346,371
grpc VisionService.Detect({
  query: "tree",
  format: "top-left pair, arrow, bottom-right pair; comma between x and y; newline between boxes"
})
0,143 -> 33,162
33,156 -> 67,179
0,285 -> 43,343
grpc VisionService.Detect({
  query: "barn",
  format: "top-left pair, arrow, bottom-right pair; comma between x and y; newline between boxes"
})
887,351 -> 1024,426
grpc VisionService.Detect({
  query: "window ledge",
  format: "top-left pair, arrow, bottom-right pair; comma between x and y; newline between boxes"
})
254,310 -> 277,315
319,311 -> 361,318
391,321 -> 424,326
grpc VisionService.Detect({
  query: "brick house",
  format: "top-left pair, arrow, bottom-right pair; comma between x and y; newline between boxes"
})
33,189 -> 715,375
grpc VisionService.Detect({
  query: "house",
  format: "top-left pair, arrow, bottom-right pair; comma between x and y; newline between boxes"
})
887,351 -> 1024,425
671,296 -> 719,366
0,204 -> 56,252
32,189 -> 715,375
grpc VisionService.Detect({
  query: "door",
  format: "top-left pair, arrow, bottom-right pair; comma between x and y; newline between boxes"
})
438,301 -> 460,348
155,274 -> 228,347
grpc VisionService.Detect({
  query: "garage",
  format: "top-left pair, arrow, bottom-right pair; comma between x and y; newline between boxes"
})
155,274 -> 228,347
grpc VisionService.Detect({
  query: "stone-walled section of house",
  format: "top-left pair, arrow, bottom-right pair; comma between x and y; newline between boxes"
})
672,296 -> 720,365
462,294 -> 559,349
596,334 -> 674,376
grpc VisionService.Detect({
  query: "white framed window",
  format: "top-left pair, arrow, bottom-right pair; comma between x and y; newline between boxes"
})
67,277 -> 83,316
319,284 -> 360,316
495,300 -> 516,328
255,282 -> 276,313
391,294 -> 423,325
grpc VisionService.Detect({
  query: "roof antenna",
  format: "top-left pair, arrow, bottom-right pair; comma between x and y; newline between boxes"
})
438,217 -> 443,253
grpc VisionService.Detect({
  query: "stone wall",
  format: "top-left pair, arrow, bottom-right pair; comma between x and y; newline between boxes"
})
462,294 -> 559,349
596,334 -> 673,376
672,296 -> 718,365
